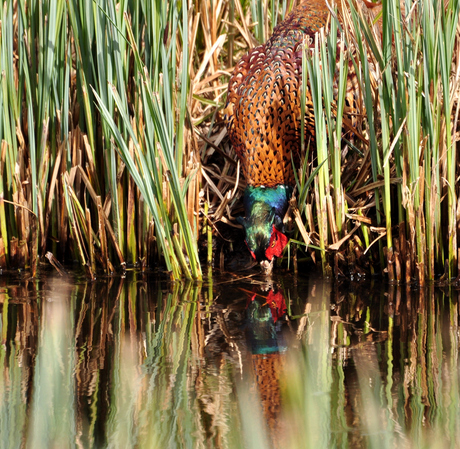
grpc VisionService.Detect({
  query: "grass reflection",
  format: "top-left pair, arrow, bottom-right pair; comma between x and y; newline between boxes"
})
0,274 -> 459,448
283,280 -> 332,449
27,277 -> 76,449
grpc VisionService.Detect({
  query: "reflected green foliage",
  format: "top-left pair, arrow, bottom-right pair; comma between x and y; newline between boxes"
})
27,281 -> 76,449
0,274 -> 459,448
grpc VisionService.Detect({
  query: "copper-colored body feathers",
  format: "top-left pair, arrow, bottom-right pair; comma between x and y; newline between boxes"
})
225,0 -> 362,266
225,1 -> 347,187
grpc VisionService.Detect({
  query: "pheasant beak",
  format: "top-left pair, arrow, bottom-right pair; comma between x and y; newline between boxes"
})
260,258 -> 274,275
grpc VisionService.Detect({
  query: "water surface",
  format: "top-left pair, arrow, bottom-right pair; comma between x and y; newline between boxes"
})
0,270 -> 458,448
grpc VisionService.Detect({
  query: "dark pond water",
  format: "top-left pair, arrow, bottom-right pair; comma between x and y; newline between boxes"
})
0,269 -> 459,448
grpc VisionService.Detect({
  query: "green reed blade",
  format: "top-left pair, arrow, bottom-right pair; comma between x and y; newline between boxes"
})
125,19 -> 202,280
93,87 -> 180,279
379,85 -> 392,256
250,0 -> 265,43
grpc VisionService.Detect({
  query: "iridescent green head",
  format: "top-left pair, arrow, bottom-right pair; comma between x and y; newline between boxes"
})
238,185 -> 293,263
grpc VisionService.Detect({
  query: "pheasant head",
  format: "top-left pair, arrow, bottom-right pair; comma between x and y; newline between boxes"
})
239,185 -> 292,273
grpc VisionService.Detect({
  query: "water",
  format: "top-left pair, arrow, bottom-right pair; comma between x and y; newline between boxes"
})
0,270 -> 459,448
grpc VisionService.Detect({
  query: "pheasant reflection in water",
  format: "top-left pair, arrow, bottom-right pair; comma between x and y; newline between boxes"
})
225,0 -> 361,274
245,289 -> 288,443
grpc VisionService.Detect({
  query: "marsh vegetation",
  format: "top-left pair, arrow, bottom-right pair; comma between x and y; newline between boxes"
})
1,0 -> 460,284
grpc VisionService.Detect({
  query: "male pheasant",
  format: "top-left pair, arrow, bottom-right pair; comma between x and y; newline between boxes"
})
225,0 -> 356,272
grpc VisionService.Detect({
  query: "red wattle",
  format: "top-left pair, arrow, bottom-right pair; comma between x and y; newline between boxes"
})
265,225 -> 288,260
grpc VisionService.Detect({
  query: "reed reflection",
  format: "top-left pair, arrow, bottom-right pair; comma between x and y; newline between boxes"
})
241,288 -> 288,447
0,273 -> 459,448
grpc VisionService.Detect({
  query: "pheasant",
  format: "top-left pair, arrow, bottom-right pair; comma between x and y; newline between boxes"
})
225,0 -> 357,272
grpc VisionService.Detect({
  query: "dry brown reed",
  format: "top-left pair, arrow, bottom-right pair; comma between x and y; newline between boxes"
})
1,0 -> 460,284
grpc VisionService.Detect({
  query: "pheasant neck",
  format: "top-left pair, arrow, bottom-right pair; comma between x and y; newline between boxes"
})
243,185 -> 293,222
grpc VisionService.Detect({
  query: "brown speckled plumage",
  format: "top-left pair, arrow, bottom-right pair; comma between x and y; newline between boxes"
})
225,0 -> 358,188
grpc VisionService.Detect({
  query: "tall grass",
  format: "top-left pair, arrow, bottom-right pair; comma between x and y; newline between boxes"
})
0,0 -> 300,279
349,0 -> 459,284
288,0 -> 460,284
1,0 -> 460,283
0,0 -> 217,279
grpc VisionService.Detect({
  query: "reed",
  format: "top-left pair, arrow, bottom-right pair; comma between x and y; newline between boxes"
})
289,0 -> 460,283
1,0 -> 460,283
348,0 -> 459,283
1,0 -> 210,279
